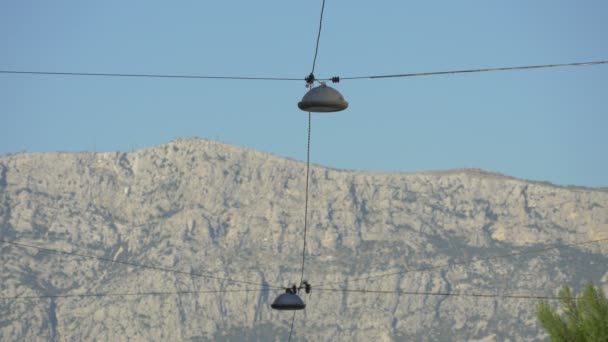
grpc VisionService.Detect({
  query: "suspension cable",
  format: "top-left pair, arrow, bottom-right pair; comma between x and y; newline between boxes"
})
0,70 -> 302,81
2,60 -> 605,83
0,239 -> 282,289
310,0 -> 326,75
299,112 -> 312,287
288,312 -> 297,342
314,288 -> 603,301
315,237 -> 608,287
1,288 -> 266,300
340,60 -> 608,80
289,1 -> 327,341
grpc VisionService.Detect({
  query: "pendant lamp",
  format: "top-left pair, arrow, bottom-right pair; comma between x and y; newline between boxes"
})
270,292 -> 306,310
298,83 -> 348,112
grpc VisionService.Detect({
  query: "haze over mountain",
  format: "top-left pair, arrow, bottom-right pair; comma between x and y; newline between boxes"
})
1,138 -> 607,341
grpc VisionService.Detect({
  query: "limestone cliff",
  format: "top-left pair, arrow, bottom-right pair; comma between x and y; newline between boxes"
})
1,138 -> 607,341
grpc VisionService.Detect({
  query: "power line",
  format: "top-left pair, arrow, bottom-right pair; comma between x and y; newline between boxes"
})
4,285 -> 598,302
315,237 -> 608,287
0,70 -> 302,81
299,112 -> 312,287
289,1 -> 328,341
1,288 -> 267,301
299,0 -> 328,288
288,312 -> 297,342
2,60 -> 605,83
314,288 -> 593,301
0,239 -> 282,289
310,0 -> 326,74
299,0 -> 327,288
340,60 -> 608,80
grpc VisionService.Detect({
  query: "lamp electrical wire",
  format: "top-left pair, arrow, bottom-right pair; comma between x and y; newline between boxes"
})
288,312 -> 297,342
290,112 -> 311,342
5,287 -> 600,303
298,0 -> 326,294
1,288 -> 267,301
1,60 -> 606,82
0,239 -> 283,289
310,0 -> 326,75
314,288 -> 604,302
288,1 -> 327,341
340,60 -> 608,80
315,237 -> 608,287
0,70 -> 302,81
299,112 -> 312,287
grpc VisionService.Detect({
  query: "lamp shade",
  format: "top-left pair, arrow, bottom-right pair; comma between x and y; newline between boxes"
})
270,292 -> 306,310
298,84 -> 348,112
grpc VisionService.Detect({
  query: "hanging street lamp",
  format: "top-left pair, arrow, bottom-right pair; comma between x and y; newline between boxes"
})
271,282 -> 312,311
298,74 -> 348,113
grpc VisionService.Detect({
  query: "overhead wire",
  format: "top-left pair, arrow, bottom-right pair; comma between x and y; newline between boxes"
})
299,112 -> 312,287
289,1 -> 327,342
288,312 -> 297,342
339,60 -> 608,80
314,288 -> 601,301
1,288 -> 267,301
0,239 -> 283,289
315,237 -> 608,287
315,253 -> 608,301
289,111 -> 310,341
297,0 -> 326,290
6,286 -> 597,303
0,70 -> 302,81
310,0 -> 326,75
1,60 -> 606,82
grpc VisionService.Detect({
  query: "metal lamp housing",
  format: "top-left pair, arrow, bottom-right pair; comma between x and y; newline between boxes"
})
298,84 -> 348,112
270,293 -> 306,310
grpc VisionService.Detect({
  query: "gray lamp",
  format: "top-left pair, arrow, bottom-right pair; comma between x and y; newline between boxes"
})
271,292 -> 306,310
298,83 -> 348,112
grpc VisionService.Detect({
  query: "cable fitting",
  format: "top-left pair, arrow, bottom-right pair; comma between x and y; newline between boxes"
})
330,76 -> 340,83
285,281 -> 312,294
303,281 -> 312,294
305,73 -> 315,87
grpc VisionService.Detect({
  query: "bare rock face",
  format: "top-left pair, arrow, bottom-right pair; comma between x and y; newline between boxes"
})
1,138 -> 607,341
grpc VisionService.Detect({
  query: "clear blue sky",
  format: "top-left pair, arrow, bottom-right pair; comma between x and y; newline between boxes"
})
1,1 -> 607,187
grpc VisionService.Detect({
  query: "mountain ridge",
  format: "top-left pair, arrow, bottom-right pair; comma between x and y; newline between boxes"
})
1,137 -> 607,341
1,137 -> 604,192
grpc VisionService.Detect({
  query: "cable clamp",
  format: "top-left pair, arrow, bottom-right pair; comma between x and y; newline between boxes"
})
284,281 -> 312,294
303,281 -> 312,294
305,73 -> 315,87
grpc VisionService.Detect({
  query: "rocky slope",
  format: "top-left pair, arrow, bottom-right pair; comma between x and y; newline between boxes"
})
1,138 -> 607,341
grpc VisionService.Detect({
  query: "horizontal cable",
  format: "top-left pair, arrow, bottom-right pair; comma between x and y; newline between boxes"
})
1,60 -> 606,83
340,60 -> 608,80
6,287 -> 598,302
0,70 -> 302,81
315,237 -> 608,287
0,239 -> 282,289
1,288 -> 267,300
315,288 -> 587,301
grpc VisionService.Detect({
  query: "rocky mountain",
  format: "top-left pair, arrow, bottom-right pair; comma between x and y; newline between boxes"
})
1,138 -> 607,341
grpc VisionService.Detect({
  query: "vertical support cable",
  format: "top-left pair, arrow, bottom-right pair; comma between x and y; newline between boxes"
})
288,311 -> 297,342
299,112 -> 312,286
311,0 -> 326,75
289,1 -> 326,341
